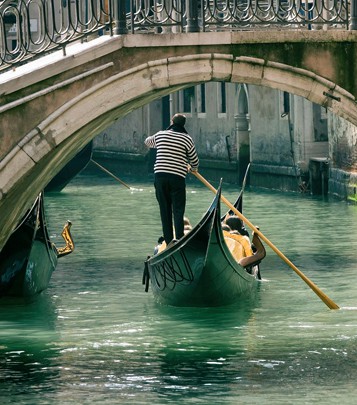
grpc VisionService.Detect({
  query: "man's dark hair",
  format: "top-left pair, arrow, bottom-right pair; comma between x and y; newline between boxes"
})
225,215 -> 250,237
225,216 -> 243,232
172,113 -> 186,127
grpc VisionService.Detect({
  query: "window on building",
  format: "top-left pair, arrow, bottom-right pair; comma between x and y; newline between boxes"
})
218,82 -> 227,114
283,91 -> 290,114
197,83 -> 206,114
182,87 -> 194,113
313,103 -> 328,142
280,91 -> 290,118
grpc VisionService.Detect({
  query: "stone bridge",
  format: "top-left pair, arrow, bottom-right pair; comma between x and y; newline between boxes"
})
0,29 -> 357,249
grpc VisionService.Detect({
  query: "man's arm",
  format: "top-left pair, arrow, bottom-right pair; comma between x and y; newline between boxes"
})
187,145 -> 199,171
144,134 -> 156,148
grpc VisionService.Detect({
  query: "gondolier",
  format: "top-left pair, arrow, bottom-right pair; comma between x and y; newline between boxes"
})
144,113 -> 199,245
143,182 -> 266,307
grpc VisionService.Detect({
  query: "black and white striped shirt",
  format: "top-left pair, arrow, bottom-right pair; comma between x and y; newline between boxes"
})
145,129 -> 199,178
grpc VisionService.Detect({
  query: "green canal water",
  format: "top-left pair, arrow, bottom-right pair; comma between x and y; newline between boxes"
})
1,170 -> 357,404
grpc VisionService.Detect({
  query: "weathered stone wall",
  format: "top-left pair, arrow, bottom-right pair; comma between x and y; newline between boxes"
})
328,114 -> 357,201
93,84 -> 342,194
329,114 -> 357,171
182,83 -> 238,161
248,85 -> 301,191
93,82 -> 242,182
93,100 -> 162,156
249,86 -> 292,165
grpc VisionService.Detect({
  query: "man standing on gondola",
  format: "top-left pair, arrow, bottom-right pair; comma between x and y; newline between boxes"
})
144,113 -> 199,245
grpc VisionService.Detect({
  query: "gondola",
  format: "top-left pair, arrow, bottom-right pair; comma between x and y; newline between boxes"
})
0,192 -> 74,298
143,181 -> 266,307
45,141 -> 93,192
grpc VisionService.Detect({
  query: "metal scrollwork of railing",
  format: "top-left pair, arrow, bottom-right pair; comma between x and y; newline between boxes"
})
129,0 -> 185,33
202,0 -> 350,30
0,0 -> 113,69
0,0 -> 355,70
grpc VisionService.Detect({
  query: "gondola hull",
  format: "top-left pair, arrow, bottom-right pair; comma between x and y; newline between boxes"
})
0,193 -> 72,298
45,141 -> 93,192
144,184 -> 261,307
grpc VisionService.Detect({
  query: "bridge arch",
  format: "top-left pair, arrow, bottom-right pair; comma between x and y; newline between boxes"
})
1,51 -> 357,249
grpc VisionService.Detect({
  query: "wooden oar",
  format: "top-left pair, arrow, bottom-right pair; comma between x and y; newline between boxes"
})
90,159 -> 131,189
192,170 -> 339,310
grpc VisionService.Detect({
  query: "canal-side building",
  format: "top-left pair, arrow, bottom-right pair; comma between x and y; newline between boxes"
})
328,115 -> 357,201
92,82 -> 355,200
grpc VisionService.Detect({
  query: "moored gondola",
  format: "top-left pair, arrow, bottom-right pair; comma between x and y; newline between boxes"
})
45,141 -> 93,192
143,182 -> 265,307
0,193 -> 74,298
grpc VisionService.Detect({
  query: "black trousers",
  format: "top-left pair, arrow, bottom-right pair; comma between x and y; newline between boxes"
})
154,173 -> 186,244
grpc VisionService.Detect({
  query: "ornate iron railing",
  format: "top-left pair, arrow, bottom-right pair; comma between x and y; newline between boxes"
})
0,0 -> 113,69
201,0 -> 350,30
0,0 -> 355,69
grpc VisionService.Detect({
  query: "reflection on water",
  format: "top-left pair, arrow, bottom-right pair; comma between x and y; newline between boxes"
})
1,171 -> 357,404
0,293 -> 60,397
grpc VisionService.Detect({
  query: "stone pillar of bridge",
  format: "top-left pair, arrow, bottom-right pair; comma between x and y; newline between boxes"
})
235,86 -> 251,185
235,114 -> 251,185
351,0 -> 357,30
186,0 -> 200,32
115,0 -> 128,34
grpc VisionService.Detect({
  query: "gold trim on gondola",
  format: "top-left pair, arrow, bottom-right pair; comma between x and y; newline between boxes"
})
55,221 -> 74,257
